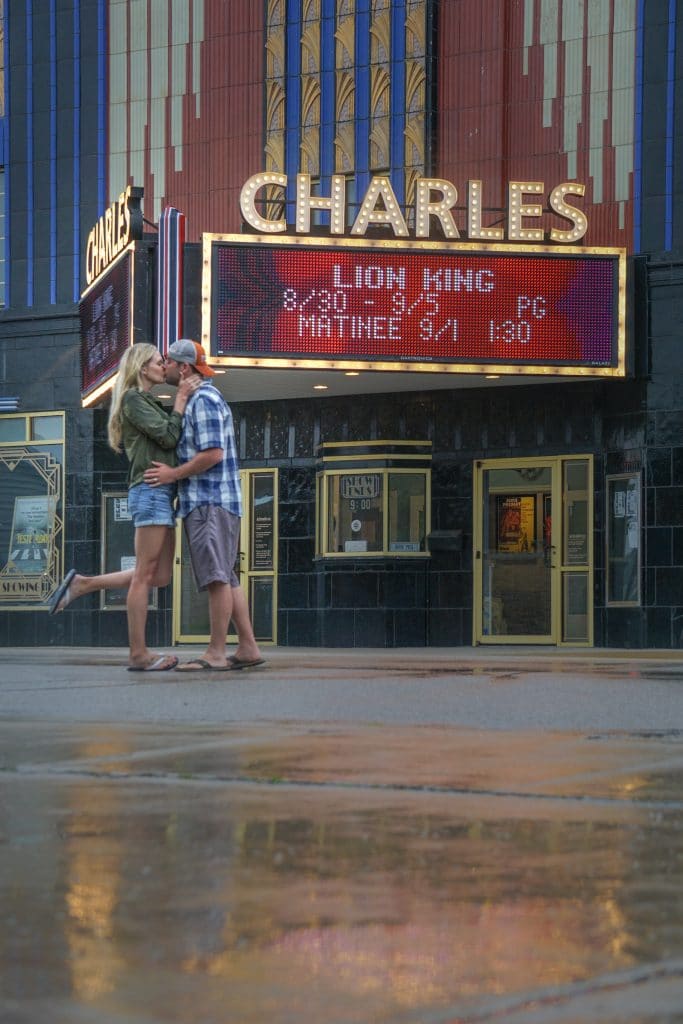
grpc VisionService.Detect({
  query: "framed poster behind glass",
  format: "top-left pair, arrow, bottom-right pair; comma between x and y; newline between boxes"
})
0,413 -> 64,609
100,492 -> 157,610
606,474 -> 640,605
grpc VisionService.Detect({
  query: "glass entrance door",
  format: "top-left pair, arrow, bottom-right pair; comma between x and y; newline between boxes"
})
473,457 -> 593,645
173,469 -> 278,645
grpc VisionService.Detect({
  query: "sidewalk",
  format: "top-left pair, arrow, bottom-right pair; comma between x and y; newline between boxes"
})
5,642 -> 683,671
2,643 -> 683,731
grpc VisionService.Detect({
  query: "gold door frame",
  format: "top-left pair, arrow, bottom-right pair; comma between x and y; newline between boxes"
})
473,455 -> 593,646
172,468 -> 278,645
240,467 -> 278,645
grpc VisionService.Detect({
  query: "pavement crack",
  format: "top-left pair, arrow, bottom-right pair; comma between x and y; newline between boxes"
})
5,763 -> 683,810
439,959 -> 683,1022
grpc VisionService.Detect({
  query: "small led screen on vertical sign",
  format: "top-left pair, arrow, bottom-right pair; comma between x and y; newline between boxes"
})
209,238 -> 624,373
80,250 -> 131,398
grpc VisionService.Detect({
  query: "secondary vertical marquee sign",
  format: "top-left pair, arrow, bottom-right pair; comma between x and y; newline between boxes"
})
79,186 -> 152,406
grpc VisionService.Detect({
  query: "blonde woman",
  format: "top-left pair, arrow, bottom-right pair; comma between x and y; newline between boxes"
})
49,343 -> 199,671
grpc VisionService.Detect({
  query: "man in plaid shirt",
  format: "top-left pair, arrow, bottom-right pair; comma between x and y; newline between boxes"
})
145,339 -> 265,672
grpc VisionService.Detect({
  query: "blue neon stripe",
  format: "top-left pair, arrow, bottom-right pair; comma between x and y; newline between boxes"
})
26,1 -> 33,307
320,0 -> 335,184
97,0 -> 106,213
390,0 -> 406,204
285,0 -> 302,223
665,0 -> 676,250
355,1 -> 371,204
634,0 -> 644,252
73,0 -> 81,302
50,0 -> 57,304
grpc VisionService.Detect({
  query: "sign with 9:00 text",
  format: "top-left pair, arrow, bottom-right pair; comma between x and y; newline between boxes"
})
204,235 -> 626,377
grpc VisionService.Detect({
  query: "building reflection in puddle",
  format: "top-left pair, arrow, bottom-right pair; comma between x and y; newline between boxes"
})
5,750 -> 681,1020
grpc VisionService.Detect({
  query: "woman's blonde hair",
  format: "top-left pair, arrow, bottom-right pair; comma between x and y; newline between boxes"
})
107,343 -> 159,452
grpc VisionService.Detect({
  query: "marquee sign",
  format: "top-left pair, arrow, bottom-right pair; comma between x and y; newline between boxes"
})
240,173 -> 589,244
203,234 -> 626,377
80,248 -> 133,403
85,184 -> 144,286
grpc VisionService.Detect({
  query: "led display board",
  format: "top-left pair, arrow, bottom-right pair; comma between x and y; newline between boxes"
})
203,234 -> 626,376
80,248 -> 133,401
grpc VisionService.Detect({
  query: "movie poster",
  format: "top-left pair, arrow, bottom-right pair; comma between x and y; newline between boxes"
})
5,496 -> 55,574
0,446 -> 63,605
496,495 -> 535,553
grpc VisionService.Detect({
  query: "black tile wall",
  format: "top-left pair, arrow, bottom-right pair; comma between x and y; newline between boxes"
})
353,608 -> 392,647
393,608 -> 428,646
646,607 -> 673,648
319,609 -> 354,646
673,609 -> 683,648
673,527 -> 683,565
647,448 -> 672,486
673,447 -> 683,484
268,405 -> 291,458
380,571 -> 422,609
647,527 -> 673,566
655,488 -> 683,527
293,406 -> 315,457
428,608 -> 467,646
283,538 -> 316,574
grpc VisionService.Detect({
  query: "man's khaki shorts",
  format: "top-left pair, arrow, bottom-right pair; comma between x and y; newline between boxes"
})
183,505 -> 240,590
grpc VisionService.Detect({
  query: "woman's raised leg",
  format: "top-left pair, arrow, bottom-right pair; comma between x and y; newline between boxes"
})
51,568 -> 135,613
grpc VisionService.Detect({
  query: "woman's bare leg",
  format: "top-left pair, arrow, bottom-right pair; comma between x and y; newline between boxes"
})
127,525 -> 172,666
151,528 -> 176,588
53,568 -> 134,611
58,528 -> 176,611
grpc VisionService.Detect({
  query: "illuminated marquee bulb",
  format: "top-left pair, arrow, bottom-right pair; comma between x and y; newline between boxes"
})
240,172 -> 287,232
508,181 -> 544,241
548,182 -> 587,242
414,178 -> 459,239
296,174 -> 346,234
351,176 -> 409,236
296,174 -> 311,233
467,180 -> 503,240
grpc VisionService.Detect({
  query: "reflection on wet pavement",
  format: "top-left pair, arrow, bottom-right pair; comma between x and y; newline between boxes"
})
2,720 -> 683,1023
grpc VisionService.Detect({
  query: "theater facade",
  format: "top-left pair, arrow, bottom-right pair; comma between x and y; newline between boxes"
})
0,1 -> 682,650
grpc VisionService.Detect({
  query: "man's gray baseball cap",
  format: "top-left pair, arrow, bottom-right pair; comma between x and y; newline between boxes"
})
167,338 -> 215,376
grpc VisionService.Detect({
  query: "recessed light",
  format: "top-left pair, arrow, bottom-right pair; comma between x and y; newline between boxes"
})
485,374 -> 500,380
345,371 -> 359,376
212,368 -> 227,375
313,384 -> 328,390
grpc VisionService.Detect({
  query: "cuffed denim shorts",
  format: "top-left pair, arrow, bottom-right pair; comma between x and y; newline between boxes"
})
127,482 -> 176,528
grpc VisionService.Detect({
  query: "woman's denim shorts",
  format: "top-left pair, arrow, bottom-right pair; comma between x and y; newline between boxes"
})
127,482 -> 176,528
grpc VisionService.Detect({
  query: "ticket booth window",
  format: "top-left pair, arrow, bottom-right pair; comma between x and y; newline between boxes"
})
388,472 -> 428,552
326,473 -> 384,553
316,442 -> 431,558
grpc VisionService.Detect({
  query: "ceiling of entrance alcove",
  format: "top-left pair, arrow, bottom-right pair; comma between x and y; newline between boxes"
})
165,366 -> 608,404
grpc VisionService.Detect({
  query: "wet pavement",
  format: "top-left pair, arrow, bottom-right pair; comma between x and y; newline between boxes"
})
2,647 -> 683,1022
